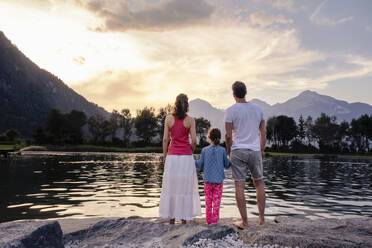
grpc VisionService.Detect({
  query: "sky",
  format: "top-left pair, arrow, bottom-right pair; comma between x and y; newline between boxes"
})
1,0 -> 372,112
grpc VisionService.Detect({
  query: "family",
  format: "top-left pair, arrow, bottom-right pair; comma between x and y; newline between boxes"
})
159,81 -> 267,229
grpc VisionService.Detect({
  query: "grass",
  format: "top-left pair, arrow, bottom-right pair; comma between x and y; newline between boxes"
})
0,144 -> 14,150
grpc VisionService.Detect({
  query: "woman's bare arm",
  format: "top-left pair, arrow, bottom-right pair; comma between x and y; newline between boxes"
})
162,115 -> 171,164
189,117 -> 197,152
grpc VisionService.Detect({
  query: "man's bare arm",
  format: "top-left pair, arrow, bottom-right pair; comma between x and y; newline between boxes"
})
225,122 -> 233,157
259,119 -> 267,159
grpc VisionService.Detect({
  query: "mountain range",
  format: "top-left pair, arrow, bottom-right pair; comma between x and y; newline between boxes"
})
0,31 -> 108,136
189,91 -> 372,137
1,30 -> 372,138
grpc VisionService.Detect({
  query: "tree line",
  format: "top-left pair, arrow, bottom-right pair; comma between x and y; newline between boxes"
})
33,106 -> 212,147
267,113 -> 372,154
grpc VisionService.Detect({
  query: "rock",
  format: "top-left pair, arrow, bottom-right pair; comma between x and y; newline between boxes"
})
238,217 -> 372,248
0,220 -> 63,248
2,217 -> 372,248
63,218 -> 235,248
183,225 -> 235,246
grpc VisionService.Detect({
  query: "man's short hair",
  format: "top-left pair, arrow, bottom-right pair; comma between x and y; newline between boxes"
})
232,81 -> 247,98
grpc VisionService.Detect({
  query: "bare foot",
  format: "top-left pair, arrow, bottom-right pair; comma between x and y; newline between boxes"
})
258,217 -> 265,225
169,219 -> 175,225
181,220 -> 187,224
233,221 -> 248,230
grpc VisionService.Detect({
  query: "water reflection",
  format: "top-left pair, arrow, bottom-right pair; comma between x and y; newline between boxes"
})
0,152 -> 371,223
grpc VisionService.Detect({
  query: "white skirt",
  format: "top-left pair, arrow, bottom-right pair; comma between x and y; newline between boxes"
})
159,155 -> 202,220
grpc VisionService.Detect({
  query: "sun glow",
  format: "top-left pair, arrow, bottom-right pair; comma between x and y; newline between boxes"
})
0,1 -> 147,84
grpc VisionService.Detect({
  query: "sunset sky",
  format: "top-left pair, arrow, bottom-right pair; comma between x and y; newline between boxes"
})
1,0 -> 372,112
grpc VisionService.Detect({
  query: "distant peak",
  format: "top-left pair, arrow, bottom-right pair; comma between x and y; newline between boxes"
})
298,90 -> 319,97
250,98 -> 271,107
190,98 -> 212,106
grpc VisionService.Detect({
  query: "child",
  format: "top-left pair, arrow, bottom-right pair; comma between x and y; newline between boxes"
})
195,127 -> 230,225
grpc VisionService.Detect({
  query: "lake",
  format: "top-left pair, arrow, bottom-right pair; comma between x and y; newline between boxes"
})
0,152 -> 371,223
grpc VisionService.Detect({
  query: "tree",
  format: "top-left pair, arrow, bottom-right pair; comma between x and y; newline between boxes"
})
312,113 -> 339,153
134,107 -> 158,145
33,127 -> 47,145
297,115 -> 306,142
88,114 -> 110,144
195,117 -> 211,145
157,104 -> 173,140
120,109 -> 133,147
350,115 -> 372,153
63,110 -> 87,144
6,128 -> 19,141
266,116 -> 278,147
109,110 -> 120,143
266,115 -> 297,148
304,116 -> 313,145
336,121 -> 350,153
46,109 -> 64,144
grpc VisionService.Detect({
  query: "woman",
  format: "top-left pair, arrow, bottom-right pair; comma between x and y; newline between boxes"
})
159,93 -> 201,224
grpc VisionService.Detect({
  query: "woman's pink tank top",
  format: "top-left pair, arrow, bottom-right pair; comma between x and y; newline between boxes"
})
168,115 -> 192,155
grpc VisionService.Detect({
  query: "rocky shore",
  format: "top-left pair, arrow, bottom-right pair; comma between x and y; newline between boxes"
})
1,216 -> 371,248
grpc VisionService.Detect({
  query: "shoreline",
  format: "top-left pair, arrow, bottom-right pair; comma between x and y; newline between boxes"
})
1,216 -> 372,247
16,145 -> 372,159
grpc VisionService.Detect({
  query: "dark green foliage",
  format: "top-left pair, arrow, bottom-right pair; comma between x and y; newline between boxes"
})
195,117 -> 211,145
311,113 -> 339,152
46,109 -> 64,144
45,109 -> 87,144
120,109 -> 133,147
266,115 -> 297,148
87,114 -> 111,144
267,113 -> 372,154
33,127 -> 47,145
297,115 -> 305,141
5,128 -> 19,141
134,107 -> 158,145
109,110 -> 120,143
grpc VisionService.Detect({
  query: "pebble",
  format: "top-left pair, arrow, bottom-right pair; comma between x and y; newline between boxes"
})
65,233 -> 297,248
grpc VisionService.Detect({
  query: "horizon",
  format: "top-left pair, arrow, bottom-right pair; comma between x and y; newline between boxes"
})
1,0 -> 372,112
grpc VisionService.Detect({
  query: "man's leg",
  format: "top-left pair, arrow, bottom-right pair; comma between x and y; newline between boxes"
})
234,180 -> 248,228
253,179 -> 266,225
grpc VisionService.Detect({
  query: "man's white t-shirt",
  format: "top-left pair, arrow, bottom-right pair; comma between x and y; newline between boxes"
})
225,102 -> 264,151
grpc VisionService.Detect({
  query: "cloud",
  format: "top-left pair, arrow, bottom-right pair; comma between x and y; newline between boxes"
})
310,0 -> 354,26
249,11 -> 293,27
72,70 -> 153,112
273,0 -> 294,11
73,56 -> 86,65
77,0 -> 215,32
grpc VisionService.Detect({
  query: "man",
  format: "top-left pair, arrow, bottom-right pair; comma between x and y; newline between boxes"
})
225,81 -> 266,229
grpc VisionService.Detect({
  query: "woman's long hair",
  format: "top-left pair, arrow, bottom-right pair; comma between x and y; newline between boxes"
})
172,94 -> 189,120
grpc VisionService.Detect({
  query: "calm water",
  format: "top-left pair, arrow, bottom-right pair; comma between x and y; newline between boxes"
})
0,152 -> 371,223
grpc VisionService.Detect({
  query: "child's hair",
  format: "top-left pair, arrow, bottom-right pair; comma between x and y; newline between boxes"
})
208,127 -> 221,145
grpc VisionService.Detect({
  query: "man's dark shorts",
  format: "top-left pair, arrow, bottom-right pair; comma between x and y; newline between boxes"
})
231,149 -> 263,181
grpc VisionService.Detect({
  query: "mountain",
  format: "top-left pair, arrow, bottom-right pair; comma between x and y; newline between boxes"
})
189,98 -> 226,137
0,31 -> 108,136
265,90 -> 372,121
189,91 -> 372,135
